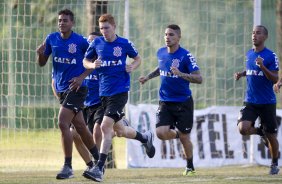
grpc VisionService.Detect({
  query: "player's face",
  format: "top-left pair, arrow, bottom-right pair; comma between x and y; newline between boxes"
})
99,22 -> 116,41
87,35 -> 98,43
252,27 -> 267,47
164,28 -> 180,47
58,14 -> 73,34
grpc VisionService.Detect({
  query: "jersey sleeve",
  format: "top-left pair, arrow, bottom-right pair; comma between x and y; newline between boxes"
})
268,52 -> 279,71
186,52 -> 200,73
44,34 -> 52,56
126,40 -> 138,58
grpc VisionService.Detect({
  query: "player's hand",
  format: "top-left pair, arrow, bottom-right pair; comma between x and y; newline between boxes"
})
273,83 -> 281,93
126,64 -> 133,73
170,66 -> 181,76
69,77 -> 83,92
36,42 -> 46,55
234,72 -> 241,81
255,56 -> 264,68
93,57 -> 102,69
139,76 -> 149,85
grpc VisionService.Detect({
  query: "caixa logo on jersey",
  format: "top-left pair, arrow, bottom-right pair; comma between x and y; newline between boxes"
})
68,43 -> 77,54
113,46 -> 122,57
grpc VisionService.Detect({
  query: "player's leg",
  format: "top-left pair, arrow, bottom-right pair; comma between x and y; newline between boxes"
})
72,111 -> 99,162
155,101 -> 179,140
56,89 -> 80,179
84,93 -> 126,182
237,103 -> 259,135
70,127 -> 93,168
173,97 -> 195,176
56,106 -> 75,179
260,104 -> 280,175
92,105 -> 104,150
113,119 -> 155,158
65,88 -> 99,170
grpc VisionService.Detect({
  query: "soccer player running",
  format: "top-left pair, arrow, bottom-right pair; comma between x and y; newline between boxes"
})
36,9 -> 99,179
82,14 -> 155,182
234,25 -> 280,175
139,24 -> 202,176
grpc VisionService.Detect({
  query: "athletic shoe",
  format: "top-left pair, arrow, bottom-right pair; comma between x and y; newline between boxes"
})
269,164 -> 280,175
83,165 -> 104,182
56,165 -> 74,179
82,165 -> 92,178
182,167 -> 196,176
142,131 -> 156,158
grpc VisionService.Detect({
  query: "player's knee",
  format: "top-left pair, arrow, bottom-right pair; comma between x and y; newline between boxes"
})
58,121 -> 69,131
238,126 -> 248,135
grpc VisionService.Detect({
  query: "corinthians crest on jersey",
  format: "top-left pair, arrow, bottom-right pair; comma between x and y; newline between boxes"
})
68,43 -> 77,54
171,58 -> 180,68
113,46 -> 122,57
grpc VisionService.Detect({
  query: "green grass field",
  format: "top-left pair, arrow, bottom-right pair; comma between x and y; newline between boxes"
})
0,129 -> 282,184
0,166 -> 282,184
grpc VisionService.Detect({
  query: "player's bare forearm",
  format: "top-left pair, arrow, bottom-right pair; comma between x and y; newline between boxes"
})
260,66 -> 278,83
83,58 -> 95,69
179,70 -> 202,84
139,67 -> 159,85
234,71 -> 246,80
80,69 -> 94,79
37,55 -> 49,67
131,55 -> 141,70
147,67 -> 160,80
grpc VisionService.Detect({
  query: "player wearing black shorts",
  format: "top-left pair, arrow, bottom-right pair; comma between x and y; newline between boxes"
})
83,14 -> 155,182
235,25 -> 279,175
36,9 -> 99,179
139,24 -> 202,176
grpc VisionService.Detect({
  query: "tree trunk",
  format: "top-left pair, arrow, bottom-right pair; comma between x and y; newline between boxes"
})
86,0 -> 108,34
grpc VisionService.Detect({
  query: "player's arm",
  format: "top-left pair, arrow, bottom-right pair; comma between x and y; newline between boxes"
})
234,71 -> 246,81
36,41 -> 49,67
83,57 -> 102,69
139,67 -> 160,85
255,56 -> 278,83
171,67 -> 202,84
274,76 -> 282,93
126,55 -> 141,73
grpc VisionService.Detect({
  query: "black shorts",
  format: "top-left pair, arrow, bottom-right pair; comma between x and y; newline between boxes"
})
83,103 -> 104,134
100,92 -> 127,122
58,87 -> 87,113
156,97 -> 194,134
238,102 -> 278,134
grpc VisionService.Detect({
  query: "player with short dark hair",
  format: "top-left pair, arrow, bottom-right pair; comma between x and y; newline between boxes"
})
234,25 -> 280,175
139,24 -> 202,176
36,9 -> 99,179
82,13 -> 155,182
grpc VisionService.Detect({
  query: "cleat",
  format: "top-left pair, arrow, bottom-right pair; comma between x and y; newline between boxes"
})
183,167 -> 196,176
82,165 -> 92,178
83,165 -> 104,182
56,165 -> 74,179
269,164 -> 280,175
142,131 -> 156,158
